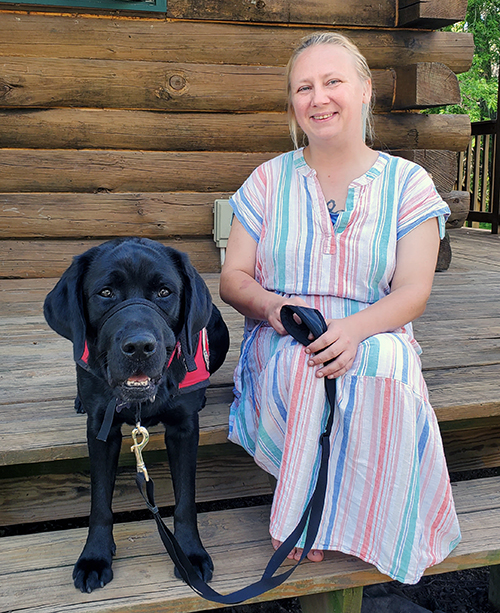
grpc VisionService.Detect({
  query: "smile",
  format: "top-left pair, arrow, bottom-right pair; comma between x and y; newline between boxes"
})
312,112 -> 335,120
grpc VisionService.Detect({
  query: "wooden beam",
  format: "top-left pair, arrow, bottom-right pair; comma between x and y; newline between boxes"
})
0,192 -> 231,239
394,63 -> 461,110
0,58 -> 395,112
0,150 -> 273,193
0,13 -> 474,73
0,112 -> 471,156
0,239 -> 221,278
166,0 -> 395,27
372,113 -> 470,152
399,0 -> 468,28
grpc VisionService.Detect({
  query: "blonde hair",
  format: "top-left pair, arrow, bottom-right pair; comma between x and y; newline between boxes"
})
285,31 -> 375,148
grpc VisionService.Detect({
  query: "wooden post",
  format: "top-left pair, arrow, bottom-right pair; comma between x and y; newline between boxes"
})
491,79 -> 500,234
489,565 -> 500,610
299,587 -> 363,613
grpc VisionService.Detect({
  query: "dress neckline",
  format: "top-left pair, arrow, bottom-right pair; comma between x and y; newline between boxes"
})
293,148 -> 389,188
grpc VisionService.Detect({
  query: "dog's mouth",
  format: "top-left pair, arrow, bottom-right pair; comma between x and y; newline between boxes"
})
116,372 -> 162,402
125,373 -> 152,388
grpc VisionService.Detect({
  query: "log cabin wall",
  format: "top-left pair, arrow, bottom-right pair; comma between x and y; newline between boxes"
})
0,0 -> 473,278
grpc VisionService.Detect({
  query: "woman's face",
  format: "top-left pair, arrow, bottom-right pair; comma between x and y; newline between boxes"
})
289,44 -> 371,146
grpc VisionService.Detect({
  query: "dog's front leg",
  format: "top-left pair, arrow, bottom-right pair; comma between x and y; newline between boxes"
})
73,417 -> 122,593
164,391 -> 214,582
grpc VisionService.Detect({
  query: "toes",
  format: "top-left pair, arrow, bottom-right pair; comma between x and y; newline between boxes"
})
73,558 -> 113,593
307,549 -> 324,562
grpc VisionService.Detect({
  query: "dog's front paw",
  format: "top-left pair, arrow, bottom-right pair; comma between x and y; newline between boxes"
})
73,556 -> 114,593
174,547 -> 214,583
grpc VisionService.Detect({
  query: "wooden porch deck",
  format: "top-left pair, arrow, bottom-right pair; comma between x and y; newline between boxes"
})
1,226 -> 500,473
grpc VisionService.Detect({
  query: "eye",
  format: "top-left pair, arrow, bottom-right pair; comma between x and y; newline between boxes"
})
327,79 -> 340,86
98,288 -> 114,298
297,85 -> 311,93
158,287 -> 171,298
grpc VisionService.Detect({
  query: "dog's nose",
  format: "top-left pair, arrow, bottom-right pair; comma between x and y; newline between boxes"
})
121,333 -> 157,359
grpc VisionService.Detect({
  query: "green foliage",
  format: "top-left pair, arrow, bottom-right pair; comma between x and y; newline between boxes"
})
425,0 -> 499,121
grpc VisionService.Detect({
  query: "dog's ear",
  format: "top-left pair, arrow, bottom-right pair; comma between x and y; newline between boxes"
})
43,250 -> 94,364
171,249 -> 213,361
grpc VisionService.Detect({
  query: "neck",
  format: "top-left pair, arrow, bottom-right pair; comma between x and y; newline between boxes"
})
304,138 -> 377,179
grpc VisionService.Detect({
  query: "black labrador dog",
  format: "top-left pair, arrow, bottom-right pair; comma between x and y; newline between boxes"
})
44,237 -> 229,593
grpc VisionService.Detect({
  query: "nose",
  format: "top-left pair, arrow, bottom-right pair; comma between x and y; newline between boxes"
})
121,332 -> 157,359
312,85 -> 330,106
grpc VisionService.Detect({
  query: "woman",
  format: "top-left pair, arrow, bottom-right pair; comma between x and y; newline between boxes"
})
219,32 -> 460,584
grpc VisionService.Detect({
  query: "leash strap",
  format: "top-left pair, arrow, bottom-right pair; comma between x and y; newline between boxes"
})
136,305 -> 336,605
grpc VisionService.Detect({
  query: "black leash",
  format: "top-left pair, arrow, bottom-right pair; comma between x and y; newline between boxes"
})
135,305 -> 336,605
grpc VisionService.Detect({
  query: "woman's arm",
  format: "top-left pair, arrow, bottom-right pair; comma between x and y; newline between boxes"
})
306,217 -> 441,378
219,217 -> 308,335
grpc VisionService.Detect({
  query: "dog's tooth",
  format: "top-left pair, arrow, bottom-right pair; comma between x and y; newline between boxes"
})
150,395 -> 156,403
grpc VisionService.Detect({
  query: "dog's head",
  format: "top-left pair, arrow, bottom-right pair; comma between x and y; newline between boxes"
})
44,238 -> 213,403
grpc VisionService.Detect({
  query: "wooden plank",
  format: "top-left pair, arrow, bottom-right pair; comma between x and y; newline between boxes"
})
443,425 -> 500,472
0,110 -> 470,154
0,192 -> 231,239
0,238 -> 221,278
167,0 -> 395,27
372,113 -> 470,152
2,477 -> 500,613
0,444 -> 273,526
0,15 -> 474,73
0,58 -> 395,111
0,389 -> 235,466
399,0 -> 468,28
0,150 -> 274,193
394,63 -> 461,110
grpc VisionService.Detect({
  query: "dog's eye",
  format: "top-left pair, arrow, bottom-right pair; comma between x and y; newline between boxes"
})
98,288 -> 114,298
158,287 -> 171,298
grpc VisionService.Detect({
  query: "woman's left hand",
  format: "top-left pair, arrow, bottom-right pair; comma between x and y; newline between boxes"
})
305,318 -> 361,379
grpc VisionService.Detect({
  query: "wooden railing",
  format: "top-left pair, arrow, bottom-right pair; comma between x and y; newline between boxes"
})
458,118 -> 500,233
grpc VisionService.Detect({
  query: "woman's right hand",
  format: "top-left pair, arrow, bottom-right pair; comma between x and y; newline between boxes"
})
265,295 -> 310,336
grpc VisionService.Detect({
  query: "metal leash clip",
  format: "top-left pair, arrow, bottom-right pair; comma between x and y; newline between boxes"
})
131,422 -> 150,481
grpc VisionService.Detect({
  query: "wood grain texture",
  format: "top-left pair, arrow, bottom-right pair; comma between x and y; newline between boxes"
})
0,110 -> 470,153
2,477 -> 500,613
0,239 -> 221,278
0,13 -> 475,73
167,0 -> 395,27
0,58 -> 395,112
399,0 -> 468,28
0,192 -> 231,239
0,150 -> 274,193
0,445 -> 273,525
394,63 -> 461,109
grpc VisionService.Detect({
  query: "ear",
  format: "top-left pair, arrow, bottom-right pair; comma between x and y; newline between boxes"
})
170,248 -> 213,361
43,249 -> 94,364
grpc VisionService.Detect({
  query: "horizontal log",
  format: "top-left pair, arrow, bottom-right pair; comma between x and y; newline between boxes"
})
0,112 -> 471,155
394,63 -> 461,109
167,0 -> 395,27
0,239 -> 221,278
372,113 -> 470,152
0,150 -> 274,193
0,13 -> 474,73
0,192 -> 231,239
0,58 -> 395,112
399,0 -> 468,28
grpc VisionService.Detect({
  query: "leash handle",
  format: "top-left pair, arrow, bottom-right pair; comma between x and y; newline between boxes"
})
136,306 -> 336,605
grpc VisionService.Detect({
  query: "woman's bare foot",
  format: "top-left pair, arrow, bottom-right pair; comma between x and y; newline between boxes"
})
271,538 -> 324,562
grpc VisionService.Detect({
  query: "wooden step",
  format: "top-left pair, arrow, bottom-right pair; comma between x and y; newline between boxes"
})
2,476 -> 500,613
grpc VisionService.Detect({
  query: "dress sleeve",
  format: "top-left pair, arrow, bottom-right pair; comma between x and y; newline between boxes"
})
397,163 -> 451,241
229,163 -> 267,243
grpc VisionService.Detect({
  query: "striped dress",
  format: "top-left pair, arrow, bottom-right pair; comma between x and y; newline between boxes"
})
228,150 -> 461,584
